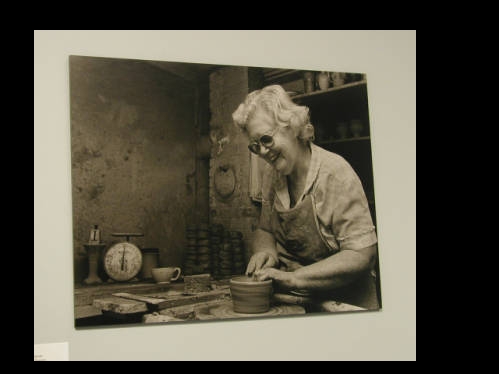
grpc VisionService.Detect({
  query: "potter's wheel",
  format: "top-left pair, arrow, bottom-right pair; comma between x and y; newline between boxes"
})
195,301 -> 305,320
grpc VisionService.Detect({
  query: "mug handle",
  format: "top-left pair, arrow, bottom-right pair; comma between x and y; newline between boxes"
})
171,267 -> 182,281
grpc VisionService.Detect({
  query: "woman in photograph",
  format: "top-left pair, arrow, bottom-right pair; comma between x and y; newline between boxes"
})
232,85 -> 379,310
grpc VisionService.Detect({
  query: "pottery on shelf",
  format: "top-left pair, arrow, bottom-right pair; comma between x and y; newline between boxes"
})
336,122 -> 349,139
140,248 -> 159,280
350,119 -> 364,138
331,72 -> 347,87
303,71 -> 315,93
316,71 -> 330,90
346,73 -> 363,83
230,276 -> 273,314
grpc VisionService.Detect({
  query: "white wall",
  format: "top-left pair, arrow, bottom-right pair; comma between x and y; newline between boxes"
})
34,30 -> 416,361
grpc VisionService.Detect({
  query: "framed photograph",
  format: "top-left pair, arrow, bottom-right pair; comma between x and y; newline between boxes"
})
70,55 -> 382,328
36,30 -> 416,361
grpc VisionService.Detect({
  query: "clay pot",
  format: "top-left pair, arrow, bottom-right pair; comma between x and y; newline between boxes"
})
303,71 -> 315,93
140,248 -> 159,280
316,71 -> 330,90
350,119 -> 364,137
331,72 -> 347,87
230,276 -> 273,313
336,122 -> 349,139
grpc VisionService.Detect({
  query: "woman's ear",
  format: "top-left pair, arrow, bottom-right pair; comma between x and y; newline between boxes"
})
300,123 -> 315,142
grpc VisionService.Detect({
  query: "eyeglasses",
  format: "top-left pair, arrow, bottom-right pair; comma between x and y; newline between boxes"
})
248,126 -> 281,155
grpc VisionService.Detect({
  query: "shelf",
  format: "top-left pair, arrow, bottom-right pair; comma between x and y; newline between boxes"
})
263,69 -> 301,81
291,80 -> 366,101
317,136 -> 370,145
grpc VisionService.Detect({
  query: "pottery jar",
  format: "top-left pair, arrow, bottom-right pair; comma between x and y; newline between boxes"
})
331,72 -> 346,87
317,71 -> 330,90
350,119 -> 364,138
336,122 -> 349,139
140,248 -> 159,280
230,276 -> 273,314
303,71 -> 315,93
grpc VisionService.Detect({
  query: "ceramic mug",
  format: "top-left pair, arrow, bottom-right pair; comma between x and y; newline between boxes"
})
151,267 -> 182,284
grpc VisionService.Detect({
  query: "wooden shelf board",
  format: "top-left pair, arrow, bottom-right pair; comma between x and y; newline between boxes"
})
291,80 -> 366,100
317,136 -> 370,145
263,69 -> 300,80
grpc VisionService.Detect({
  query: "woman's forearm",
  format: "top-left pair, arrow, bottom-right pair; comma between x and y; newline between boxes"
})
293,244 -> 377,291
252,228 -> 278,261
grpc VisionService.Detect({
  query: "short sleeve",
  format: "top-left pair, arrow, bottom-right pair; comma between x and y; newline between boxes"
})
329,172 -> 377,250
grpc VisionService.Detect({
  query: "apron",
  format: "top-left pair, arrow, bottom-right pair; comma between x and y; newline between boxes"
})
270,192 -> 379,310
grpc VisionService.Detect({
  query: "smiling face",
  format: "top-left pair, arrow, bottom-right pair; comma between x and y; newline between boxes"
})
246,107 -> 300,175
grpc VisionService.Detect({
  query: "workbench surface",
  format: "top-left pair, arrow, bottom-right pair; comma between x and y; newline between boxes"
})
74,278 -> 365,327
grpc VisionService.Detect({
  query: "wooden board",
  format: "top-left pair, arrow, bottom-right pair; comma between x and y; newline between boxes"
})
93,287 -> 231,316
93,296 -> 148,314
160,299 -> 230,320
74,282 -> 182,306
112,293 -> 167,306
142,299 -> 230,324
110,288 -> 231,311
74,305 -> 103,319
142,313 -> 184,324
152,289 -> 230,310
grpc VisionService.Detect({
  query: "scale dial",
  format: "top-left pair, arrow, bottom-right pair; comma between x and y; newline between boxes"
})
104,242 -> 143,281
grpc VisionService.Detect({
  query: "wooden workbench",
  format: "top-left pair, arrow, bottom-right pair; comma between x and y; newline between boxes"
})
74,278 -> 365,327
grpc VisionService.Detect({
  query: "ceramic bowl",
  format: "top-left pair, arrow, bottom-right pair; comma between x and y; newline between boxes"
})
230,276 -> 273,314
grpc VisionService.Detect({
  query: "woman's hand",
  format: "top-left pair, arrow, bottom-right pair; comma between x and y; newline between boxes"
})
253,268 -> 298,291
245,252 -> 278,276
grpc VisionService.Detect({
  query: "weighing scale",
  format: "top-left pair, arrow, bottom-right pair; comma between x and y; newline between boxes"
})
103,233 -> 144,282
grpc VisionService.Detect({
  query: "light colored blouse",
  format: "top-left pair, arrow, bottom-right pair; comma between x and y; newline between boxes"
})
259,143 -> 377,252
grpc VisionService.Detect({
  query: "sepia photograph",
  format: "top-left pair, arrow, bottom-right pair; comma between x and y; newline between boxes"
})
70,55 -> 382,328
